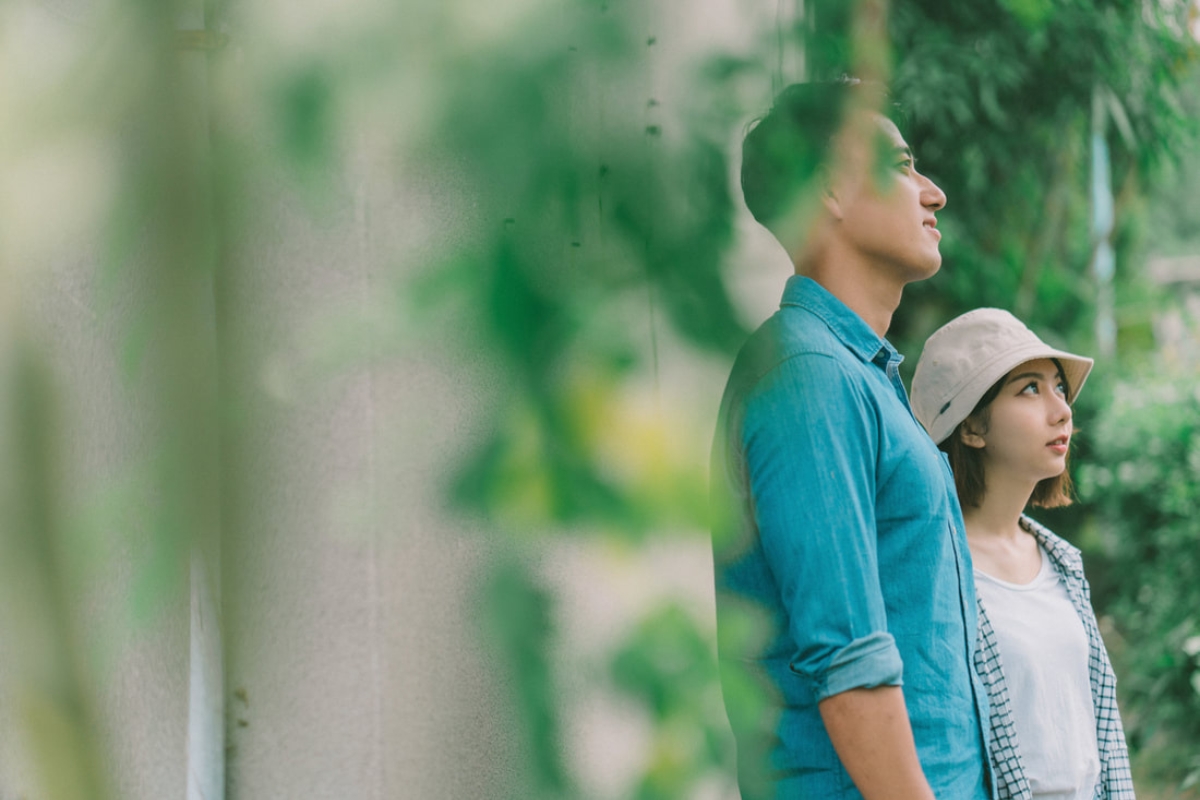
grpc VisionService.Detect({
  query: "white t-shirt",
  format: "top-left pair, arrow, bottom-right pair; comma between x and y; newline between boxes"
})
974,547 -> 1101,800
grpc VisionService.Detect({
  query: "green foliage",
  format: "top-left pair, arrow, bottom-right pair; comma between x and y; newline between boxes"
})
412,0 -> 1200,796
1143,134 -> 1200,258
1,347 -> 115,800
609,605 -> 732,799
479,557 -> 571,798
418,5 -> 748,537
1077,375 -> 1200,791
887,0 -> 1200,365
276,67 -> 334,169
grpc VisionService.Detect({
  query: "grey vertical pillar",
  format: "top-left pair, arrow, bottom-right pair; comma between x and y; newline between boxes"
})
179,3 -> 225,799
1091,88 -> 1117,357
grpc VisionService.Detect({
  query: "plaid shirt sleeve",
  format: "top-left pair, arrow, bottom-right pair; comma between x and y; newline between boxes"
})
974,517 -> 1137,800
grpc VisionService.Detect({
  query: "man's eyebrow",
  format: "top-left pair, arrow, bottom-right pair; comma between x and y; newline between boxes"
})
892,146 -> 915,163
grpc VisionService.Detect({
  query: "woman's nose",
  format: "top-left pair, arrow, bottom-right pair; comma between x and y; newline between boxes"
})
1051,394 -> 1072,424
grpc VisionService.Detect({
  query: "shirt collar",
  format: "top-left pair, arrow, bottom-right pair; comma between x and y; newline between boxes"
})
780,275 -> 900,368
1020,515 -> 1086,580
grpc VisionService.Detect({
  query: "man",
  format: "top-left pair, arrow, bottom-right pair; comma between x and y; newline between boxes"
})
710,80 -> 992,799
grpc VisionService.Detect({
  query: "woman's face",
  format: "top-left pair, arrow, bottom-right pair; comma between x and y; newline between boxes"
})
964,358 -> 1073,484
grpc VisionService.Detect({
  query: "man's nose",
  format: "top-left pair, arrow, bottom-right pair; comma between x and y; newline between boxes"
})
920,173 -> 947,212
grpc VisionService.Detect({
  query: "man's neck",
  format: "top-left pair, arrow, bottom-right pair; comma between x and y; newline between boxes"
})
796,256 -> 905,338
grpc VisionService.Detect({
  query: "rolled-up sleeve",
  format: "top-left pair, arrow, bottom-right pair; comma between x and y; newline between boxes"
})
742,352 -> 903,701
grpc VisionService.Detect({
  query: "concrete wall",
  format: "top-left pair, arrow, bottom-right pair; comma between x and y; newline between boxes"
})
0,0 -> 800,797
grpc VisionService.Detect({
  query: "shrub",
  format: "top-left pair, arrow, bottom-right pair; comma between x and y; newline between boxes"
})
1077,375 -> 1200,792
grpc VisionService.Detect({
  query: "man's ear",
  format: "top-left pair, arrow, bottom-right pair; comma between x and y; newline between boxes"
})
819,170 -> 844,221
960,418 -> 987,449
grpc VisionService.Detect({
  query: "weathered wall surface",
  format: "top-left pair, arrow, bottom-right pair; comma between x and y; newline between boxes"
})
0,1 -> 799,798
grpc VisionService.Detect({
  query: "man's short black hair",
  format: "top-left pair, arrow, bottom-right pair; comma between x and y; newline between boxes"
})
740,79 -> 904,229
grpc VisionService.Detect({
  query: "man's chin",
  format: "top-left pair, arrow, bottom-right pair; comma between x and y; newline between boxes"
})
907,256 -> 943,282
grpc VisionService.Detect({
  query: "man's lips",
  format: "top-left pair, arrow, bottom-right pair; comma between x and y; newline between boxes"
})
924,218 -> 941,240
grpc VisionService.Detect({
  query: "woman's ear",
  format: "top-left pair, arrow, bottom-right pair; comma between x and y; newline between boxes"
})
960,418 -> 987,449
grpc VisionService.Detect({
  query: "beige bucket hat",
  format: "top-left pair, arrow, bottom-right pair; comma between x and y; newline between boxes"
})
911,308 -> 1094,445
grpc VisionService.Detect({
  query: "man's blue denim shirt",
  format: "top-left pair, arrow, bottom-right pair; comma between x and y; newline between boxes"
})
711,276 -> 991,799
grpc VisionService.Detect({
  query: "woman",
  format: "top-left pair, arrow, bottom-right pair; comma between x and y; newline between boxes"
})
911,308 -> 1135,800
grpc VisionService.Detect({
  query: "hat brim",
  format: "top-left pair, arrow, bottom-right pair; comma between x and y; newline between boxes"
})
928,343 -> 1094,445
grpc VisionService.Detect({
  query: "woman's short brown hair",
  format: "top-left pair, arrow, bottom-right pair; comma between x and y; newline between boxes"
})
937,359 -> 1075,510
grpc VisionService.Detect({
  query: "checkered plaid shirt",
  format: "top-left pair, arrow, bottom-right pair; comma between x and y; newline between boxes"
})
974,516 -> 1136,799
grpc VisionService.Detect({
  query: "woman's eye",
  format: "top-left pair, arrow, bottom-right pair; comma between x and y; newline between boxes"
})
1056,381 -> 1068,396
1021,381 -> 1039,395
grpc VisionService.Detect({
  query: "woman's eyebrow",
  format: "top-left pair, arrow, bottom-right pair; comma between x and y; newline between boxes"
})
1005,370 -> 1065,385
